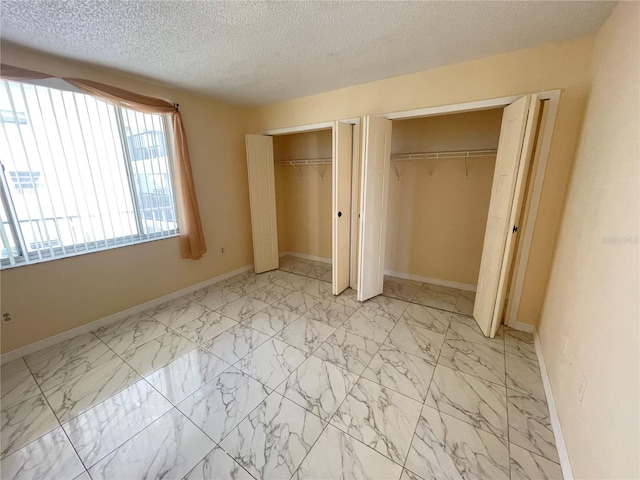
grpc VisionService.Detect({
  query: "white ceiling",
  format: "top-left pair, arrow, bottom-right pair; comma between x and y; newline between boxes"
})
0,1 -> 615,106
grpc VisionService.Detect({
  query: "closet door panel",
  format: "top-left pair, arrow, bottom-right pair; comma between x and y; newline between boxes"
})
473,96 -> 532,337
357,116 -> 392,302
333,121 -> 353,295
490,96 -> 541,336
245,134 -> 279,273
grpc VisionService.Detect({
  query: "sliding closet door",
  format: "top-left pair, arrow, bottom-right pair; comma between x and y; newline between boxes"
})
357,116 -> 392,302
245,134 -> 279,273
333,121 -> 353,295
474,95 -> 540,337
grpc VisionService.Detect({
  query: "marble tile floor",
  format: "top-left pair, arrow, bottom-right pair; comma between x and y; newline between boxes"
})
0,259 -> 562,480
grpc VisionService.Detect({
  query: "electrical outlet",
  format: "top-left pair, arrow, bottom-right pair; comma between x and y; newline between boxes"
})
578,374 -> 588,401
2,312 -> 13,324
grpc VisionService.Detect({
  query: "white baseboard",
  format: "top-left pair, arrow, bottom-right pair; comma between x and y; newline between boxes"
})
533,328 -> 574,480
383,269 -> 477,292
279,251 -> 332,264
0,264 -> 254,365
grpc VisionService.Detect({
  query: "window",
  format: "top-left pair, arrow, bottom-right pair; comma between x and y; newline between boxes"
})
0,80 -> 179,268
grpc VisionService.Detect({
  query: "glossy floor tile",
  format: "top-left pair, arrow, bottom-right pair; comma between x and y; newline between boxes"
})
509,443 -> 563,480
1,427 -> 85,480
63,379 -> 172,467
341,308 -> 396,343
220,392 -> 325,480
361,346 -> 435,402
412,283 -> 460,312
242,305 -> 300,336
439,337 -> 506,385
43,357 -> 141,423
1,393 -> 59,459
401,303 -> 450,335
144,348 -> 232,404
385,320 -> 445,364
296,424 -> 403,480
236,337 -> 307,389
1,367 -> 40,411
121,331 -> 197,377
508,389 -> 560,463
506,352 -> 546,400
382,276 -> 422,302
405,405 -> 510,480
331,377 -> 423,464
174,310 -> 238,345
201,324 -> 270,363
0,263 -> 560,479
275,315 -> 336,353
276,355 -> 358,420
312,327 -> 380,375
94,314 -> 170,355
177,369 -> 270,443
183,447 -> 254,480
426,364 -> 508,439
88,408 -> 214,480
30,337 -> 119,391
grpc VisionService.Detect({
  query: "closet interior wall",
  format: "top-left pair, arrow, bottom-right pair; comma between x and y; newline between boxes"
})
273,129 -> 332,261
386,109 -> 503,287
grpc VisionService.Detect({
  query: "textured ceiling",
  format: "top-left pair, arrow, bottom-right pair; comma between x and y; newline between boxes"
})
0,1 -> 615,106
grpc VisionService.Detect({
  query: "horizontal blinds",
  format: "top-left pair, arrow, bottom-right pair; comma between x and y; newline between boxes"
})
0,80 -> 178,266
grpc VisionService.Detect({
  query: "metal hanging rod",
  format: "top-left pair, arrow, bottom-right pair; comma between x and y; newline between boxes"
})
391,149 -> 497,162
279,158 -> 332,178
279,158 -> 332,166
390,149 -> 497,181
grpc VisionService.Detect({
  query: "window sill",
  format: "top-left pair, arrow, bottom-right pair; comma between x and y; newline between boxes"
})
1,232 -> 180,270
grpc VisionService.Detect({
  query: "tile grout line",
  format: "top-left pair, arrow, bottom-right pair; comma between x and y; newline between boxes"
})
295,299 -> 413,477
6,265 -> 505,478
503,322 -> 512,479
1,272 -> 253,474
269,270 -> 404,478
18,353 -> 91,478
399,311 -> 451,479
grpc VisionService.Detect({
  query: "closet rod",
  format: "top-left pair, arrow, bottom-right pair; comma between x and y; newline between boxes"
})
391,149 -> 497,162
279,158 -> 332,165
279,158 -> 332,178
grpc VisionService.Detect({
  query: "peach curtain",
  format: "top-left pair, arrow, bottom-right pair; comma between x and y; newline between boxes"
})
0,64 -> 207,259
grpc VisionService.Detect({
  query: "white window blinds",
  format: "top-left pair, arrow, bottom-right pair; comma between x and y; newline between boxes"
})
0,79 -> 178,267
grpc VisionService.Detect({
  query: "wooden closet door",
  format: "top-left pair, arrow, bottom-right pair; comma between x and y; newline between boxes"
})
333,121 -> 353,295
357,116 -> 392,302
245,134 -> 279,273
473,95 -> 540,337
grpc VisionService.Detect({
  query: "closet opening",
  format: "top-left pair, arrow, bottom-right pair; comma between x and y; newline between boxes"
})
383,108 -> 504,317
357,92 -> 556,338
274,129 -> 333,283
245,120 -> 355,296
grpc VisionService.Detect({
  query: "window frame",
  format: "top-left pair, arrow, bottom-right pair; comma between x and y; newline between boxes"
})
0,83 -> 180,270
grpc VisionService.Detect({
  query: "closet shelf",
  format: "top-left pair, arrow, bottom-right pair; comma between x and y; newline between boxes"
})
279,158 -> 332,165
390,149 -> 497,180
279,158 -> 332,178
391,149 -> 497,162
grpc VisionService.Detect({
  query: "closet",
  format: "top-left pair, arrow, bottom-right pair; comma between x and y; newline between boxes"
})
245,121 -> 353,295
358,95 -> 543,338
385,109 -> 503,293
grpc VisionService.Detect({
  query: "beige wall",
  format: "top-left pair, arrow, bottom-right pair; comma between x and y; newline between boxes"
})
537,4 -> 640,479
1,35 -> 597,352
0,44 -> 253,353
251,36 -> 594,326
386,110 -> 502,285
273,130 -> 332,259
